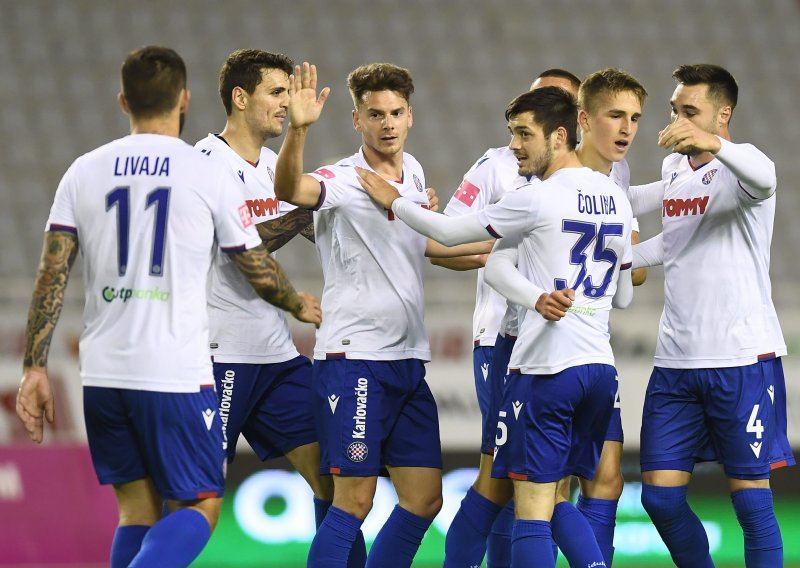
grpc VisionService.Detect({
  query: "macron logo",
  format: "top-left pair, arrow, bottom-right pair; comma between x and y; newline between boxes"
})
512,400 -> 523,420
237,170 -> 245,183
481,363 -> 489,381
202,408 -> 216,431
768,385 -> 775,404
328,394 -> 340,414
750,441 -> 762,458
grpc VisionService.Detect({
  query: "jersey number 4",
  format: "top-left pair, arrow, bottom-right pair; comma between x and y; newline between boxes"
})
106,186 -> 170,276
555,220 -> 623,297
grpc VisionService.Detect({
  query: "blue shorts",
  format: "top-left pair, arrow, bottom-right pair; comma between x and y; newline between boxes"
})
214,356 -> 316,463
492,363 -> 617,483
481,334 -> 515,455
313,357 -> 442,476
640,358 -> 795,479
606,376 -> 624,443
83,386 -> 226,501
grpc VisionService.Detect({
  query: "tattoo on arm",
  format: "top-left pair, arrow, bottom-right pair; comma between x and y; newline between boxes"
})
229,244 -> 302,313
24,231 -> 79,368
256,208 -> 314,252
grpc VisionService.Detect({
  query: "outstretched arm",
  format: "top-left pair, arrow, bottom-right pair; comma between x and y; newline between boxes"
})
229,243 -> 321,327
256,208 -> 314,252
17,231 -> 79,443
274,63 -> 331,209
632,233 -> 664,269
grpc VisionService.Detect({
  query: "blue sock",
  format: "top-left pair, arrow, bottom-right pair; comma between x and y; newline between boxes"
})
314,497 -> 333,528
577,495 -> 618,566
313,498 -> 366,568
366,505 -> 432,568
487,500 -> 514,568
308,506 -> 363,568
640,484 -> 714,568
128,509 -> 210,568
511,520 -> 555,568
110,525 -> 149,568
551,501 -> 606,566
444,487 -> 502,567
731,488 -> 783,567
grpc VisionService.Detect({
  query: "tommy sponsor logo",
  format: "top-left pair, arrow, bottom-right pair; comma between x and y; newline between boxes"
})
480,363 -> 489,381
347,441 -> 368,463
202,408 -> 216,431
662,196 -> 709,217
246,197 -> 279,218
219,369 -> 235,447
701,168 -> 718,185
413,174 -> 423,192
352,377 -> 368,439
102,286 -> 170,303
768,384 -> 775,404
328,394 -> 340,414
512,400 -> 523,420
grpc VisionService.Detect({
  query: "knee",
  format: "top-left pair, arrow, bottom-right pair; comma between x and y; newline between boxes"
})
336,492 -> 375,520
587,471 -> 624,501
400,492 -> 443,521
307,475 -> 334,501
640,484 -> 687,523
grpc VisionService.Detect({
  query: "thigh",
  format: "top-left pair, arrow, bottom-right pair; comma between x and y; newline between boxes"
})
384,360 -> 443,470
242,356 -> 317,461
84,386 -> 147,486
128,387 -> 226,501
701,362 -> 781,479
640,367 -> 709,472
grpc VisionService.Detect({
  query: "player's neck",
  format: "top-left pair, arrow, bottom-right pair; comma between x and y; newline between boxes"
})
361,144 -> 404,181
219,121 -> 268,163
130,116 -> 180,137
575,142 -> 613,176
541,151 -> 583,180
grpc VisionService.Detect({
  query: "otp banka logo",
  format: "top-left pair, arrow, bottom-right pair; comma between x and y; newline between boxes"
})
348,377 -> 369,463
102,286 -> 170,303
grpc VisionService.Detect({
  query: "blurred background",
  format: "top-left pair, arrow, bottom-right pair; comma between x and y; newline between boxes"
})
1,0 -> 798,565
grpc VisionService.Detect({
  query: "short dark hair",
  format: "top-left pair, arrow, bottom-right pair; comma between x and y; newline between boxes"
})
673,64 -> 738,110
536,68 -> 581,92
219,49 -> 294,115
347,63 -> 414,108
579,68 -> 648,113
505,86 -> 579,149
121,46 -> 186,119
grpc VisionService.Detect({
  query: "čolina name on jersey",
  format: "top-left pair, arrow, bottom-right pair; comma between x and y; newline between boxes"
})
577,192 -> 617,215
113,155 -> 170,176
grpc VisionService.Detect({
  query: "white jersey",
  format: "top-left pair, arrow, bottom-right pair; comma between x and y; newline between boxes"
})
195,134 -> 299,364
47,134 -> 261,392
655,149 -> 785,368
478,167 -> 633,374
309,149 -> 431,361
444,146 -> 521,345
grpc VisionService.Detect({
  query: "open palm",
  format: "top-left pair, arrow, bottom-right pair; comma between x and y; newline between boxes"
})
288,62 -> 330,129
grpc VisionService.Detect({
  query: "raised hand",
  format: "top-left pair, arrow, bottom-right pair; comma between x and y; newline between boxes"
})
292,291 -> 322,328
425,187 -> 440,212
355,166 -> 401,209
16,368 -> 55,443
658,117 -> 721,155
288,62 -> 331,129
535,288 -> 575,321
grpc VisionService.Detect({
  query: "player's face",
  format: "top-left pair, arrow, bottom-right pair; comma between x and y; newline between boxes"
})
669,83 -> 721,136
246,68 -> 290,139
581,90 -> 641,164
353,90 -> 412,158
508,111 -> 553,178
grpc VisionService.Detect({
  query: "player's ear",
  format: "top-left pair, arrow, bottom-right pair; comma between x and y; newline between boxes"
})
231,86 -> 247,112
553,125 -> 568,149
352,108 -> 361,133
578,109 -> 590,133
718,104 -> 732,128
407,105 -> 413,129
180,88 -> 191,113
118,92 -> 130,115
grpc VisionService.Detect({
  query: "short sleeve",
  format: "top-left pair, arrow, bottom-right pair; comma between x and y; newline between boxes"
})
308,166 -> 352,211
476,184 -> 538,239
47,160 -> 80,234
